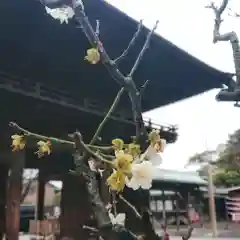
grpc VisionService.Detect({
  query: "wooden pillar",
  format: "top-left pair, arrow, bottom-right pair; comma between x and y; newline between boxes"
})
162,190 -> 167,230
37,169 -> 46,221
207,164 -> 218,237
195,188 -> 204,228
6,151 -> 25,240
60,174 -> 92,239
186,191 -> 191,224
175,192 -> 180,232
0,164 -> 8,239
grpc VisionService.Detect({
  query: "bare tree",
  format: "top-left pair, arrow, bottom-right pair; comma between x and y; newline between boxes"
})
206,0 -> 240,105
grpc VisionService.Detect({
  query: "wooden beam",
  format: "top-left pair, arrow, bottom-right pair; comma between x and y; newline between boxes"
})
6,151 -> 25,240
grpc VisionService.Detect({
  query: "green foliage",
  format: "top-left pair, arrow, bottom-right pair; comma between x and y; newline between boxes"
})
53,192 -> 61,206
188,129 -> 240,187
213,169 -> 240,186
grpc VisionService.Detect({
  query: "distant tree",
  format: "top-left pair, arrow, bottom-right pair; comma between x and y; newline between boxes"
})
53,191 -> 61,206
21,170 -> 38,203
215,129 -> 240,186
187,130 -> 240,186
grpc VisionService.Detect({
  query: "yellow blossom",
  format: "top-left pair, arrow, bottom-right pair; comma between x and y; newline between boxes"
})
126,143 -> 141,158
114,152 -> 133,174
84,48 -> 100,64
153,139 -> 166,153
11,134 -> 25,151
107,151 -> 134,192
107,170 -> 126,192
112,138 -> 124,150
36,140 -> 51,158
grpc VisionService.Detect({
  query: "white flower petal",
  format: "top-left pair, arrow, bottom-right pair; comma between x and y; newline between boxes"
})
126,177 -> 140,190
108,212 -> 116,225
115,213 -> 126,226
128,161 -> 154,190
160,139 -> 167,150
138,178 -> 152,189
45,6 -> 75,24
150,153 -> 163,166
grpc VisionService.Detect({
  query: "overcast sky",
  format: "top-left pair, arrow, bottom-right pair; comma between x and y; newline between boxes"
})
106,0 -> 240,169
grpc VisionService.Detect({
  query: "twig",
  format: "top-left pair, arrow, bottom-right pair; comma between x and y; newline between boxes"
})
9,122 -> 74,145
83,225 -> 138,240
119,194 -> 142,219
83,225 -> 98,232
9,122 -> 113,152
139,80 -> 149,98
114,20 -> 143,64
82,225 -> 104,240
228,7 -> 240,18
90,87 -> 124,145
129,20 -> 159,77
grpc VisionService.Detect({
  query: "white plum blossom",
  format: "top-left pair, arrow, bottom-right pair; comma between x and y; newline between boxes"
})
134,138 -> 166,166
108,212 -> 126,226
142,145 -> 163,166
45,6 -> 75,24
126,161 -> 154,190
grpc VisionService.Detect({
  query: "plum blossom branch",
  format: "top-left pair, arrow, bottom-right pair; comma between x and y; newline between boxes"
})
9,122 -> 113,152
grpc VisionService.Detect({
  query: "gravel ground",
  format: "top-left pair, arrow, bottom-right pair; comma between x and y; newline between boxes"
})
17,235 -> 238,240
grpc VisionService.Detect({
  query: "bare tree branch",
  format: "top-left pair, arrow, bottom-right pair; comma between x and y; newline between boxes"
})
206,0 -> 240,86
90,87 -> 124,145
72,1 -> 158,142
114,20 -> 143,64
228,7 -> 240,18
129,21 -> 159,77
